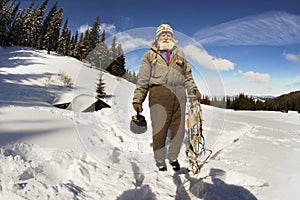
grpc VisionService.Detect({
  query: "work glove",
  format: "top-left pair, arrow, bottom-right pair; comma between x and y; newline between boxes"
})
133,103 -> 143,113
195,89 -> 201,102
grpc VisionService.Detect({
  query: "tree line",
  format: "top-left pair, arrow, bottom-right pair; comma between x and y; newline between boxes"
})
0,0 -> 137,85
200,92 -> 300,113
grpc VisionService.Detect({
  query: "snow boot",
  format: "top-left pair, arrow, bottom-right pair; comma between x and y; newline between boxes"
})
169,159 -> 180,171
156,161 -> 167,171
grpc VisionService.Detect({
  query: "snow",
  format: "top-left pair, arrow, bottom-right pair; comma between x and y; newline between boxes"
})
0,46 -> 300,199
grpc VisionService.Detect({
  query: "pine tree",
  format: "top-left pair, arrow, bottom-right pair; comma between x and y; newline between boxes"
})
45,7 -> 63,54
115,44 -> 126,76
57,18 -> 70,54
66,30 -> 71,55
69,31 -> 78,57
96,72 -> 106,99
109,36 -> 117,62
86,40 -> 108,69
89,16 -> 100,49
100,30 -> 106,42
38,1 -> 58,49
106,38 -> 126,77
0,0 -> 20,46
10,2 -> 23,45
18,1 -> 35,46
78,29 -> 90,60
74,32 -> 84,59
31,0 -> 49,48
85,29 -> 108,70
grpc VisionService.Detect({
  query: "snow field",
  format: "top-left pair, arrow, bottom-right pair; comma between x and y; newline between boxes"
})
0,46 -> 300,199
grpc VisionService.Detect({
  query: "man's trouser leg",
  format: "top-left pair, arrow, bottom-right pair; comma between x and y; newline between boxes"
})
149,86 -> 173,162
167,86 -> 186,161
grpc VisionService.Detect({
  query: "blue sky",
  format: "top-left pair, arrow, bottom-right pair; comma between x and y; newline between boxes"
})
20,0 -> 300,96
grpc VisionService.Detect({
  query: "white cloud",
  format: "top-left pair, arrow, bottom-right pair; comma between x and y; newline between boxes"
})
194,11 -> 300,46
112,33 -> 151,52
183,45 -> 235,71
287,75 -> 300,86
239,70 -> 271,83
120,16 -> 135,29
77,23 -> 116,36
284,52 -> 300,63
100,23 -> 117,35
77,24 -> 91,34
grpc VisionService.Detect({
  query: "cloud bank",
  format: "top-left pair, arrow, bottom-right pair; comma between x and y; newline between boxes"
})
287,75 -> 300,87
238,70 -> 271,83
100,23 -> 117,35
77,23 -> 117,36
183,45 -> 235,71
194,11 -> 300,46
284,52 -> 300,63
77,24 -> 91,34
113,33 -> 150,52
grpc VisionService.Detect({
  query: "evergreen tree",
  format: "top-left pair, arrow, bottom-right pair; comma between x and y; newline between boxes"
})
18,1 -> 35,46
109,36 -> 117,63
226,96 -> 232,109
38,1 -> 58,49
96,72 -> 106,99
45,7 -> 63,54
89,16 -> 100,49
69,30 -> 78,57
200,95 -> 211,105
86,40 -> 109,69
10,3 -> 23,45
57,18 -> 70,54
106,39 -> 126,77
100,30 -> 106,42
31,0 -> 49,48
74,32 -> 84,59
66,30 -> 71,55
255,99 -> 265,110
78,16 -> 100,60
0,0 -> 19,46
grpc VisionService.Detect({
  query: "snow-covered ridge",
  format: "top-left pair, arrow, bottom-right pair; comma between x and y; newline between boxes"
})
0,46 -> 300,199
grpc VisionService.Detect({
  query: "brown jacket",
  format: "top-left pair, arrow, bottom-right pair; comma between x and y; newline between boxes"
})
133,42 -> 198,104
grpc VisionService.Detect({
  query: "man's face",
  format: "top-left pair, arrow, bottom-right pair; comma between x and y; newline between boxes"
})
158,32 -> 173,42
157,32 -> 174,50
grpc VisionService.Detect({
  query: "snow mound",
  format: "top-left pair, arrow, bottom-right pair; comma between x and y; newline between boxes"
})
1,46 -> 300,199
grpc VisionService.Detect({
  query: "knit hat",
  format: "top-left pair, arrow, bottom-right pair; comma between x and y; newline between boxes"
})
156,24 -> 173,38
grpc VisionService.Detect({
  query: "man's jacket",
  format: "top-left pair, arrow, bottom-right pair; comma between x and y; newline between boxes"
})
133,42 -> 198,104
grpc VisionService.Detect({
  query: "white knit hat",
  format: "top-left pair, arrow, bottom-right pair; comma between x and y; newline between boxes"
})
156,24 -> 173,38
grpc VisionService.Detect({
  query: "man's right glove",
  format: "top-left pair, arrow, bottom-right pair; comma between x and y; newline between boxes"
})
133,103 -> 143,113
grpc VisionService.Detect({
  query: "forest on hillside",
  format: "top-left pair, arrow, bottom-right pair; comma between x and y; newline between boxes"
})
201,91 -> 300,113
0,0 -> 137,82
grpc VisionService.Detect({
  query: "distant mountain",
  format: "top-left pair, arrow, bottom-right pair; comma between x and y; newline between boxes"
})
274,90 -> 300,100
251,95 -> 275,100
266,90 -> 300,112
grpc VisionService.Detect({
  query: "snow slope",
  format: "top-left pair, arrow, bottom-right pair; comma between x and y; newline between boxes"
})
1,46 -> 300,200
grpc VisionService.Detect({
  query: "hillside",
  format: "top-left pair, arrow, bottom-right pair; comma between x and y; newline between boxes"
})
266,90 -> 300,112
1,46 -> 300,200
273,90 -> 300,105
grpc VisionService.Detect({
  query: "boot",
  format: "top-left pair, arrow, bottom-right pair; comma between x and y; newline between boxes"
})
156,161 -> 167,171
169,159 -> 180,171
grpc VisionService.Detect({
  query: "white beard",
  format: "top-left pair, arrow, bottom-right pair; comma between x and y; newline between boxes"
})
158,40 -> 175,51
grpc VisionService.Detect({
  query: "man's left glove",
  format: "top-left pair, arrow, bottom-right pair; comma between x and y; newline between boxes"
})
195,89 -> 201,102
133,103 -> 143,113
